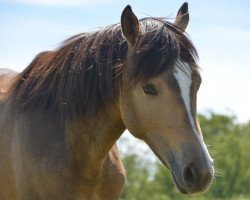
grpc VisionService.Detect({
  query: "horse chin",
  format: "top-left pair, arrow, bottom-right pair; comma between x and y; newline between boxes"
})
171,172 -> 188,194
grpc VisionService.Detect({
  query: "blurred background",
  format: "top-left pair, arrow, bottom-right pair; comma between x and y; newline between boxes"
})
0,0 -> 250,199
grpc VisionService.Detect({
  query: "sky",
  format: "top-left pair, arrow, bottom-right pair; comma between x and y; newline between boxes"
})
0,0 -> 250,125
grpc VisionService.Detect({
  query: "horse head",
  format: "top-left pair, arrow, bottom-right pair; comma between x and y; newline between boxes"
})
119,3 -> 214,194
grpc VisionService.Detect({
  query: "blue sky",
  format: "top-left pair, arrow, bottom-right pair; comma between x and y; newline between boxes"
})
0,0 -> 250,122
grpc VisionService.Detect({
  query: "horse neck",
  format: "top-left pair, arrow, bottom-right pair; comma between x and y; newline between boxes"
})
66,104 -> 125,181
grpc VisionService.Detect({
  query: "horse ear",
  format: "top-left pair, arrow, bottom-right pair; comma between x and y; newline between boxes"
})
121,5 -> 140,47
174,2 -> 189,31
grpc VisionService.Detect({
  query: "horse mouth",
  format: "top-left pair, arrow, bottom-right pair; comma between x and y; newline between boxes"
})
171,172 -> 188,194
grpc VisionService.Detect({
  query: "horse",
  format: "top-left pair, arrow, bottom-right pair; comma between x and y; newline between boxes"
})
0,2 -> 214,200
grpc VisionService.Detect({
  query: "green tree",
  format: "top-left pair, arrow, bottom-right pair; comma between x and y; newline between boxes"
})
121,154 -> 154,200
199,114 -> 250,199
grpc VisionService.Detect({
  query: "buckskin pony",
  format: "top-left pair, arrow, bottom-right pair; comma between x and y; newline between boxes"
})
0,2 -> 214,200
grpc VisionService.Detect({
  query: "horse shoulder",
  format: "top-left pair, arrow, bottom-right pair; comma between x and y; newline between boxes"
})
97,144 -> 126,200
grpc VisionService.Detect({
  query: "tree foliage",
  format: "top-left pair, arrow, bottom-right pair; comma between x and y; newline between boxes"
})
120,113 -> 250,200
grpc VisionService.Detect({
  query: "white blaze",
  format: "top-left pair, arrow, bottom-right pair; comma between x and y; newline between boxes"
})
173,61 -> 213,163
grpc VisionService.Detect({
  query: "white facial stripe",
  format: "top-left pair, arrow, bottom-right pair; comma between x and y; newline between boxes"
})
173,61 -> 213,163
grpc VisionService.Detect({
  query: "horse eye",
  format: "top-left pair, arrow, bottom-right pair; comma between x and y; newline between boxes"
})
143,84 -> 158,96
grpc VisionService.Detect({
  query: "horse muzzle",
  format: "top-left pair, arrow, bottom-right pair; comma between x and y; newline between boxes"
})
171,160 -> 214,194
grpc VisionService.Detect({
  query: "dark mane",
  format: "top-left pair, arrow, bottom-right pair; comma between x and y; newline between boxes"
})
10,18 -> 198,119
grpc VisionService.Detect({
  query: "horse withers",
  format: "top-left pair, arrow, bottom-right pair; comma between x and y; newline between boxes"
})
0,2 -> 214,200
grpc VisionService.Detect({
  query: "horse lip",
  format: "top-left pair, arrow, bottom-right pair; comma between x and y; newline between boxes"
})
171,172 -> 188,194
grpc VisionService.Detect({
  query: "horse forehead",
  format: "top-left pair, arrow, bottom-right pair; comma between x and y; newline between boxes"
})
172,61 -> 202,92
173,61 -> 192,82
172,62 -> 191,104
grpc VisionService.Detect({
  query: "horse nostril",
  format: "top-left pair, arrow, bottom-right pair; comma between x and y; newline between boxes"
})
182,162 -> 214,192
183,164 -> 196,186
